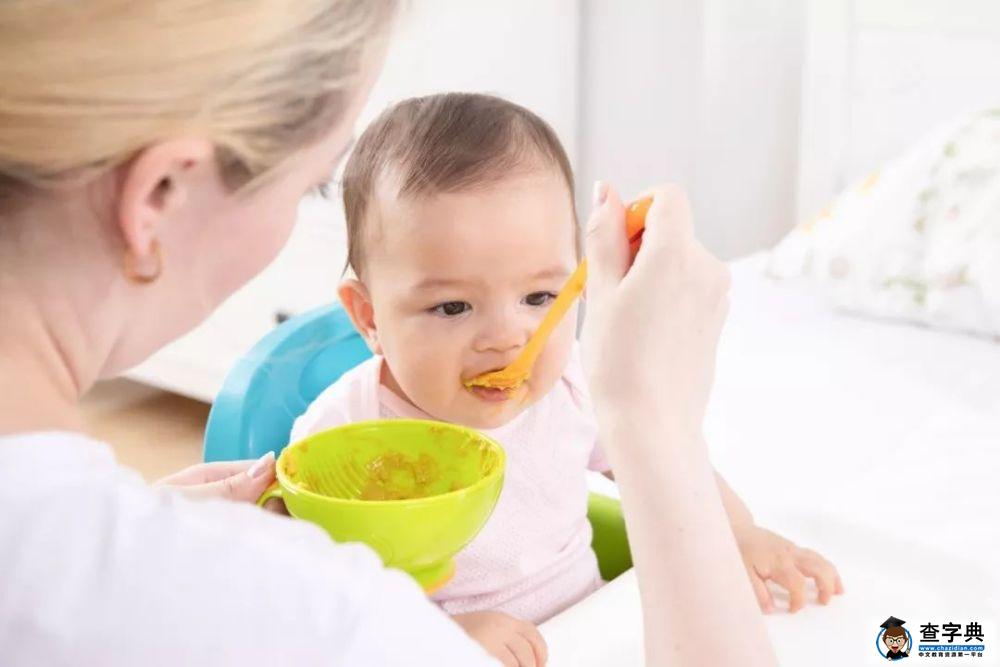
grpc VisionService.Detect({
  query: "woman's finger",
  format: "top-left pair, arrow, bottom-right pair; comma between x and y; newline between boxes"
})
165,452 -> 276,504
583,180 -> 627,305
154,458 -> 266,486
634,183 -> 695,254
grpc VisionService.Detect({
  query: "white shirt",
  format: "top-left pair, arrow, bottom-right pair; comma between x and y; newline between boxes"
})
0,431 -> 497,666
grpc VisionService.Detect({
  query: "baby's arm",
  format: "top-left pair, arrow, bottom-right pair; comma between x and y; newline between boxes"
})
714,468 -> 844,613
714,470 -> 753,529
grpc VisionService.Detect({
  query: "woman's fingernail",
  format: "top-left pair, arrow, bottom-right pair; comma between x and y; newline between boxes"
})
247,451 -> 275,479
592,180 -> 608,209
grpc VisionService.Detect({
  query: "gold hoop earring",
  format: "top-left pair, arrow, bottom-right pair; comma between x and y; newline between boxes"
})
123,239 -> 163,284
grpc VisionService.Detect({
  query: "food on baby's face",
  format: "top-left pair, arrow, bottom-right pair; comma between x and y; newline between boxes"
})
467,375 -> 523,392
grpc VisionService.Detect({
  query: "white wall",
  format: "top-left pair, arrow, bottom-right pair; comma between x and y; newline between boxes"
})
577,0 -> 805,259
361,0 -> 579,163
797,0 -> 1000,219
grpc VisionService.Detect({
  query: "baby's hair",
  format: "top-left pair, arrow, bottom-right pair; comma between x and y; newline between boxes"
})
342,92 -> 577,276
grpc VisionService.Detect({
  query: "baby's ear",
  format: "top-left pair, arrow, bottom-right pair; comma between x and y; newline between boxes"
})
338,279 -> 382,355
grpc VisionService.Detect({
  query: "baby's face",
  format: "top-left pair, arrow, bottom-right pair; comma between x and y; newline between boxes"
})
360,170 -> 578,429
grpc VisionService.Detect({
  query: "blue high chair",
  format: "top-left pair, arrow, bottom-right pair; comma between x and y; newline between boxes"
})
203,304 -> 632,581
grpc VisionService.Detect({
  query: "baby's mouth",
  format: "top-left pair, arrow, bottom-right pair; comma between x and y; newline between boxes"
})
467,384 -> 516,403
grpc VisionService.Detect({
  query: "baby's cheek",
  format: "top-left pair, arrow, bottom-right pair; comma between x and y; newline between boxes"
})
403,354 -> 462,411
404,358 -> 441,393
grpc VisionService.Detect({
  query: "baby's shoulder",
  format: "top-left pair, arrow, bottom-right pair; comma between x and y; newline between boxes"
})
289,356 -> 381,442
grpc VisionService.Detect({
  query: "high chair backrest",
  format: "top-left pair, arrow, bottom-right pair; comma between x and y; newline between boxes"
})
203,304 -> 372,462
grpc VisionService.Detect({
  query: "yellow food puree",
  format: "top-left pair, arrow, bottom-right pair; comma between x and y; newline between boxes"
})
359,451 -> 455,501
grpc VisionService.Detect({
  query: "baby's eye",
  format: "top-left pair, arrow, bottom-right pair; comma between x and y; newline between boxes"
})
431,301 -> 471,317
524,292 -> 557,307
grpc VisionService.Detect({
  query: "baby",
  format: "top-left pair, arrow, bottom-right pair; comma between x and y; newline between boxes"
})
292,92 -> 842,657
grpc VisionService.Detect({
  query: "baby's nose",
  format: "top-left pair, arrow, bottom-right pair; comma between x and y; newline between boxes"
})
474,311 -> 529,354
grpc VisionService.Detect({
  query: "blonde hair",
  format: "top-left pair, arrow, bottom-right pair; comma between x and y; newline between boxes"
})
0,0 -> 395,207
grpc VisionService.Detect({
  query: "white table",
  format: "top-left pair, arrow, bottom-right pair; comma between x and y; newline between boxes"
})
541,510 -> 995,666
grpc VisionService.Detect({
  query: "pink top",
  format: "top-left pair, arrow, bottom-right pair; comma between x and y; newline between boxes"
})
290,344 -> 610,623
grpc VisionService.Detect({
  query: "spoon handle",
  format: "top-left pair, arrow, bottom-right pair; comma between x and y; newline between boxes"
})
502,258 -> 588,378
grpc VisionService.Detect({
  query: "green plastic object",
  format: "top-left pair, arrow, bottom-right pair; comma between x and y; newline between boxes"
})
587,493 -> 632,581
258,419 -> 505,593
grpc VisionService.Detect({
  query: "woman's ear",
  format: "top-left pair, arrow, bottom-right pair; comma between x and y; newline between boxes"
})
117,139 -> 214,262
339,279 -> 382,355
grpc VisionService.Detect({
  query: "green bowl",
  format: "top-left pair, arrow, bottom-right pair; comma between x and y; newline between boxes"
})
259,419 -> 505,592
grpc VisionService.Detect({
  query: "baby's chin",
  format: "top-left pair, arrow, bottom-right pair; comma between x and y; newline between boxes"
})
420,386 -> 531,431
459,385 -> 535,430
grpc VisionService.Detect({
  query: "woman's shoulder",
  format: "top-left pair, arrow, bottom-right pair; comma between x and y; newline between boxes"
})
0,430 -> 120,474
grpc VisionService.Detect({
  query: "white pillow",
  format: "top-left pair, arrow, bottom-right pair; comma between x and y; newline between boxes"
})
768,109 -> 1000,340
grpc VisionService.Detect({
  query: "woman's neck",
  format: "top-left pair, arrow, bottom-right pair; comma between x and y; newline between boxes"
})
0,279 -> 93,436
0,192 -> 124,436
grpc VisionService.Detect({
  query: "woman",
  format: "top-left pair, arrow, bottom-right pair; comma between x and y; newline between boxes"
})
0,2 -> 775,665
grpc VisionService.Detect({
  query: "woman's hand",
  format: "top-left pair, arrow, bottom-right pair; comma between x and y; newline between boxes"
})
733,525 -> 844,613
452,611 -> 548,667
581,182 -> 730,439
154,451 -> 276,503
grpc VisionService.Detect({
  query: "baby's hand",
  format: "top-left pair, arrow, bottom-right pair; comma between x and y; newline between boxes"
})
452,611 -> 548,666
733,525 -> 844,613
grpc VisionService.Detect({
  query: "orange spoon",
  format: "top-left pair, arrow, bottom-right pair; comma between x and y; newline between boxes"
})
466,197 -> 652,391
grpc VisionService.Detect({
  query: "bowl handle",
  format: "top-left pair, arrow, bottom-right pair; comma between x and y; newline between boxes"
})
256,481 -> 283,508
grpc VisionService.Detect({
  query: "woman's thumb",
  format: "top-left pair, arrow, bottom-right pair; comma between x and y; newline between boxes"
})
185,452 -> 276,503
585,181 -> 628,300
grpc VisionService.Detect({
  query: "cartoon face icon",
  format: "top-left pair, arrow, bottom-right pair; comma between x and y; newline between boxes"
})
884,629 -> 907,653
880,616 -> 910,660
